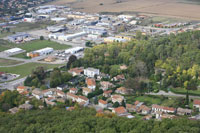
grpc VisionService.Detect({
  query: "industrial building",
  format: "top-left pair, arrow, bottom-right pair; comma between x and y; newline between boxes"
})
27,47 -> 54,58
65,47 -> 84,54
47,26 -> 67,33
7,33 -> 31,43
58,32 -> 87,41
4,48 -> 25,55
83,27 -> 107,36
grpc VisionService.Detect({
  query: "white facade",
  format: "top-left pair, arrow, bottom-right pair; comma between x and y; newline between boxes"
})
34,47 -> 54,56
84,68 -> 100,77
4,48 -> 23,54
65,47 -> 84,54
58,32 -> 87,41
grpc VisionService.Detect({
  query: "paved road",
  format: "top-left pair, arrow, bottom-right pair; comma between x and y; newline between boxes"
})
146,90 -> 200,99
0,77 -> 26,90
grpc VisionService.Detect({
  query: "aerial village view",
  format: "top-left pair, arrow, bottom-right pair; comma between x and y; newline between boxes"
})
0,0 -> 200,132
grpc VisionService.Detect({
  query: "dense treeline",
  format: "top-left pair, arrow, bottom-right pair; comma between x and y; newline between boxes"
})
0,108 -> 199,132
72,31 -> 200,92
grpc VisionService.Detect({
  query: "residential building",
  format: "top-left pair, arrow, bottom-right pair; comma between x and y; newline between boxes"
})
84,67 -> 100,78
112,106 -> 127,115
77,96 -> 89,106
42,89 -> 54,97
67,93 -> 79,102
115,87 -> 128,95
69,88 -> 78,94
177,108 -> 192,115
82,87 -> 92,96
100,81 -> 113,91
86,78 -> 96,90
98,99 -> 108,108
112,74 -> 125,81
103,90 -> 112,97
126,104 -> 134,112
68,67 -> 84,76
17,86 -> 27,93
56,84 -> 66,91
138,105 -> 151,115
18,103 -> 33,110
56,90 -> 66,98
9,107 -> 19,114
152,104 -> 176,114
193,99 -> 200,111
32,89 -> 43,99
111,95 -> 124,104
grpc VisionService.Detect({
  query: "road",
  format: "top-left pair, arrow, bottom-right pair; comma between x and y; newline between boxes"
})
0,77 -> 26,90
146,90 -> 200,99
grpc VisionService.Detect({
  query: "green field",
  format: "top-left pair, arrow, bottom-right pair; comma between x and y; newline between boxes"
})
0,58 -> 23,66
0,39 -> 16,52
0,63 -> 64,78
12,40 -> 71,58
171,87 -> 200,96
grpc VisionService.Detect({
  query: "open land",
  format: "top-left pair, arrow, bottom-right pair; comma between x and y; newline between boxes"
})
0,58 -> 23,66
50,0 -> 200,20
0,63 -> 64,78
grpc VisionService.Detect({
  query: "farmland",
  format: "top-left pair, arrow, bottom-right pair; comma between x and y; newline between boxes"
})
50,0 -> 200,20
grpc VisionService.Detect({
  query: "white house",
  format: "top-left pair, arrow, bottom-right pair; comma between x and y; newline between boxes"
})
69,88 -> 78,94
32,89 -> 43,99
82,87 -> 92,96
84,67 -> 100,77
98,99 -> 107,108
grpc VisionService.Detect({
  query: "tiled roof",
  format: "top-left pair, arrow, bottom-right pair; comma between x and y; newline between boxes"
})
194,99 -> 200,105
99,99 -> 107,105
114,106 -> 127,114
70,88 -> 77,91
103,90 -> 112,94
86,78 -> 96,86
79,95 -> 89,101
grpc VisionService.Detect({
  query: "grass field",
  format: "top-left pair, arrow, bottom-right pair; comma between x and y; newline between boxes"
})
12,40 -> 71,58
0,63 -> 64,78
171,87 -> 200,96
0,58 -> 23,66
0,21 -> 55,38
0,39 -> 16,52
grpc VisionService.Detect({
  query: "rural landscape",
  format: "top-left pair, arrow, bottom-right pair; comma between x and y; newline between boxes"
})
0,0 -> 200,132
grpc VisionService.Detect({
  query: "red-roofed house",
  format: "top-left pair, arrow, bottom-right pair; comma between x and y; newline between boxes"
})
111,95 -> 124,104
70,88 -> 78,94
98,99 -> 107,108
67,93 -> 79,102
82,87 -> 92,96
152,104 -> 175,114
193,99 -> 200,111
77,96 -> 89,106
100,81 -> 114,91
112,106 -> 127,115
103,90 -> 112,97
86,78 -> 96,90
17,86 -> 27,93
56,90 -> 66,98
68,67 -> 84,76
115,87 -> 128,94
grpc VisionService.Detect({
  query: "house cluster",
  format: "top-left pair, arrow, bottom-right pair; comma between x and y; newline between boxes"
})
9,101 -> 33,114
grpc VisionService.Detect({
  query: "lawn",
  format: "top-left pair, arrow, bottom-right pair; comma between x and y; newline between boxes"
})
0,58 -> 23,66
170,87 -> 200,96
12,40 -> 71,58
0,39 -> 16,52
0,63 -> 64,78
125,95 -> 162,106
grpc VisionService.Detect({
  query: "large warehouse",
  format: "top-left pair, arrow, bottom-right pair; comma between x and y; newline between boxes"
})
27,47 -> 54,58
4,48 -> 25,55
65,47 -> 84,54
